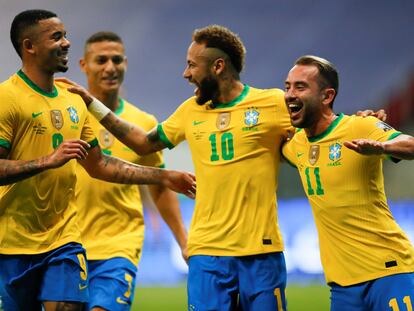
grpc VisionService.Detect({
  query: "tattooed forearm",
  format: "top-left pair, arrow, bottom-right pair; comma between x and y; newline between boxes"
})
100,113 -> 165,154
147,129 -> 166,151
101,113 -> 131,139
99,154 -> 165,185
0,157 -> 48,185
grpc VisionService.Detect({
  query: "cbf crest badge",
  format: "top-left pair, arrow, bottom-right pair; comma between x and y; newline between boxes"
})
329,143 -> 342,161
99,129 -> 114,148
216,112 -> 231,130
244,108 -> 259,127
309,145 -> 320,165
50,110 -> 64,130
67,107 -> 79,124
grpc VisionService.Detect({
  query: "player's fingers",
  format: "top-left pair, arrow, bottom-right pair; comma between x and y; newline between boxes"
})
55,77 -> 77,86
343,141 -> 359,151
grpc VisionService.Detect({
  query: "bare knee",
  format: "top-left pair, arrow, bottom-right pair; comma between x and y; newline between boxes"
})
43,301 -> 84,311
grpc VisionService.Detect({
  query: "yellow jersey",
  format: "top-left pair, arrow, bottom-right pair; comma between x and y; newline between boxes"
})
282,114 -> 414,285
0,71 -> 97,255
158,85 -> 292,256
76,99 -> 163,265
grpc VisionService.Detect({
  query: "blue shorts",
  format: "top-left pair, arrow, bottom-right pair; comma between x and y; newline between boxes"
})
330,272 -> 414,311
87,257 -> 138,311
0,242 -> 88,311
188,252 -> 287,311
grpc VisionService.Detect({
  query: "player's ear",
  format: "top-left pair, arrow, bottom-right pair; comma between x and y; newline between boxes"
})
22,38 -> 34,55
124,56 -> 128,71
322,88 -> 336,105
213,58 -> 225,75
79,58 -> 87,73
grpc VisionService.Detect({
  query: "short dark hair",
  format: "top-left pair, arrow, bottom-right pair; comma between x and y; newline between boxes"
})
192,25 -> 246,74
295,55 -> 339,106
84,31 -> 123,53
10,9 -> 57,58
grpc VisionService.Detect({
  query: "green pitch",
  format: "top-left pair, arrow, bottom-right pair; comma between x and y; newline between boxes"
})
133,283 -> 330,310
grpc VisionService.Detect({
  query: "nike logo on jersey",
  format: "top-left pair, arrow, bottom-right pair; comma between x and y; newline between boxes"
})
79,283 -> 87,290
193,120 -> 206,126
116,297 -> 129,305
297,152 -> 304,158
32,112 -> 43,118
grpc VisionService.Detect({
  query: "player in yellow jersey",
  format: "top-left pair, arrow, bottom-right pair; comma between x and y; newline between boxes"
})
64,25 -> 292,311
282,55 -> 414,311
76,31 -> 188,311
0,10 -> 195,311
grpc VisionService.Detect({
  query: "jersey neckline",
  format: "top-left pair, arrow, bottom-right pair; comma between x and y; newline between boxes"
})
209,84 -> 250,109
308,113 -> 344,142
17,70 -> 58,98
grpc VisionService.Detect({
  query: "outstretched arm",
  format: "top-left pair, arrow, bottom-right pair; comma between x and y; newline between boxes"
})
148,184 -> 188,263
80,145 -> 196,198
56,77 -> 165,155
0,140 -> 89,186
344,134 -> 414,160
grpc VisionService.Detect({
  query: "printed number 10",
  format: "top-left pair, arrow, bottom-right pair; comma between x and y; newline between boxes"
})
209,133 -> 234,161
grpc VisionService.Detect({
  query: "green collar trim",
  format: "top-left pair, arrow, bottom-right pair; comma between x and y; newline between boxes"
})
210,84 -> 249,109
17,70 -> 58,98
115,98 -> 125,115
0,138 -> 11,149
308,113 -> 344,142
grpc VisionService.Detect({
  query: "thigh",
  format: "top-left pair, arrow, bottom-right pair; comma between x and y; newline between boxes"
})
188,255 -> 238,311
330,282 -> 367,311
0,255 -> 42,311
238,252 -> 287,311
87,257 -> 137,311
368,272 -> 414,311
39,243 -> 89,304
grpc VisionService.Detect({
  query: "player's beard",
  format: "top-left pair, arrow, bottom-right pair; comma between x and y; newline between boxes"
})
195,75 -> 219,105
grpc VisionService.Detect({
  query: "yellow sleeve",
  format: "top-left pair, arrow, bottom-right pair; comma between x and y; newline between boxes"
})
352,116 -> 401,143
0,87 -> 17,148
81,113 -> 98,145
157,100 -> 190,149
282,138 -> 297,167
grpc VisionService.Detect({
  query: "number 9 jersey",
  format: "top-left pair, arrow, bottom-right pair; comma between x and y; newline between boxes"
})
0,70 -> 97,255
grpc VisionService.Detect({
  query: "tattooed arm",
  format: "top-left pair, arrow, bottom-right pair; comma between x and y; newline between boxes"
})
56,77 -> 165,155
0,140 -> 89,186
100,113 -> 165,155
80,145 -> 196,198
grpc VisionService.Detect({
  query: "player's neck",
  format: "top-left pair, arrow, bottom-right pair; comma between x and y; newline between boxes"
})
89,88 -> 119,112
305,111 -> 337,138
20,65 -> 55,93
215,80 -> 244,104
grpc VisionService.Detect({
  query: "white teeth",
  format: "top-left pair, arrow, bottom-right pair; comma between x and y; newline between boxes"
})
289,104 -> 301,109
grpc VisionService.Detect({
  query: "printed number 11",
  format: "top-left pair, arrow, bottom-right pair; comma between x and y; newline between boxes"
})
389,296 -> 413,311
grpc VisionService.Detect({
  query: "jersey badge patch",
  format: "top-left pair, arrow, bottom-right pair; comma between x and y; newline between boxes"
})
50,110 -> 64,130
100,129 -> 115,148
216,112 -> 231,130
67,107 -> 79,124
375,121 -> 394,132
329,143 -> 342,161
308,145 -> 320,165
244,108 -> 259,127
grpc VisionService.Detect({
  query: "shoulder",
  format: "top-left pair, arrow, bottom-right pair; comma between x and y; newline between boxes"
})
121,99 -> 159,128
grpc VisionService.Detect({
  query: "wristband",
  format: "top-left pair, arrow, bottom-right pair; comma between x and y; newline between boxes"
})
88,98 -> 111,121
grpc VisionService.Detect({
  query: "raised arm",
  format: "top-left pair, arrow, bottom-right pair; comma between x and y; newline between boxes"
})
56,77 -> 165,155
148,184 -> 188,262
80,145 -> 196,198
344,134 -> 414,160
0,139 -> 89,186
99,112 -> 166,155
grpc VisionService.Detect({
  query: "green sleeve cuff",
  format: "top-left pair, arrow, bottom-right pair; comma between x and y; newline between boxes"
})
87,138 -> 99,150
0,138 -> 11,149
158,164 -> 166,169
386,131 -> 402,163
157,124 -> 175,149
